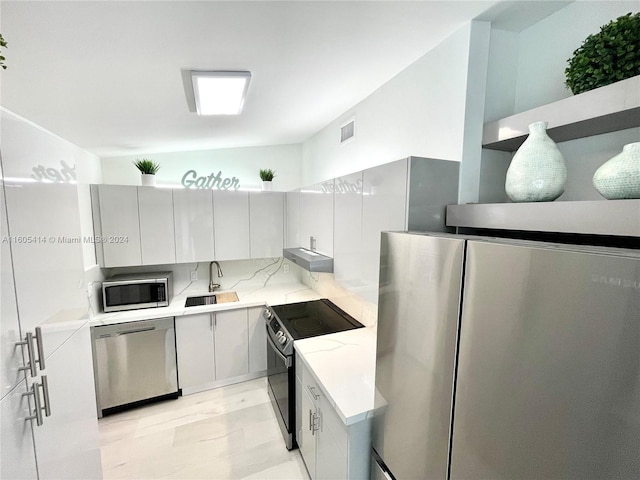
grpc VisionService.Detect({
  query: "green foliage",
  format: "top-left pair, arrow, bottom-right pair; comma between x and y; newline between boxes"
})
0,33 -> 7,70
133,159 -> 161,175
259,168 -> 276,181
565,12 -> 640,95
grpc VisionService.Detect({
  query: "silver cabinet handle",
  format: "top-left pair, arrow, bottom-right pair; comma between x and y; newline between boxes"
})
310,410 -> 315,435
307,384 -> 319,400
17,331 -> 37,377
40,375 -> 51,417
34,327 -> 45,371
23,382 -> 43,426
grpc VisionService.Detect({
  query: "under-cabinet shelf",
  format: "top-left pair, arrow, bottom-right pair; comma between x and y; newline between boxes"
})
446,200 -> 640,238
482,75 -> 640,152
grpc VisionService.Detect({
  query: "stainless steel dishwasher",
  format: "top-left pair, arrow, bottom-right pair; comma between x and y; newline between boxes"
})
91,317 -> 179,417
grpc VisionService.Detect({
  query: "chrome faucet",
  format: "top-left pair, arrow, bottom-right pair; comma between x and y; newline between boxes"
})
209,261 -> 223,292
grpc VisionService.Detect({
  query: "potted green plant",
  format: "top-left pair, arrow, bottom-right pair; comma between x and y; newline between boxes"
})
134,159 -> 161,186
259,168 -> 276,191
565,12 -> 640,95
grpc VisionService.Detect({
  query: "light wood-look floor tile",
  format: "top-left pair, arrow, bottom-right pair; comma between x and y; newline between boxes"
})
99,377 -> 310,480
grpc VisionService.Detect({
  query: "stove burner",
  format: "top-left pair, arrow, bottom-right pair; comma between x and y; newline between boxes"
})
289,316 -> 326,336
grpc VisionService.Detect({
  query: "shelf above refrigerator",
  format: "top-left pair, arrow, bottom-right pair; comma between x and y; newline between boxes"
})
446,200 -> 640,237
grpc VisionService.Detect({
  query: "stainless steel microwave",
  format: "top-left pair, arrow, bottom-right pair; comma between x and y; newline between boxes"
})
102,272 -> 173,313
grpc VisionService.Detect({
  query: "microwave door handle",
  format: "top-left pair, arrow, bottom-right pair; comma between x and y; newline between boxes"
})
157,286 -> 165,302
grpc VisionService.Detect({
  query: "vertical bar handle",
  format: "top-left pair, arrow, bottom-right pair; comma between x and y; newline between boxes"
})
17,332 -> 37,377
40,375 -> 52,417
310,410 -> 315,435
23,382 -> 43,426
34,326 -> 46,371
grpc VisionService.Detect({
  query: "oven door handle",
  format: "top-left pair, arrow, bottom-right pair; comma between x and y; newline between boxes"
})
267,334 -> 292,368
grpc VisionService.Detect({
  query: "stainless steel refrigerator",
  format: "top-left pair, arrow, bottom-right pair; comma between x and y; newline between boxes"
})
372,231 -> 640,480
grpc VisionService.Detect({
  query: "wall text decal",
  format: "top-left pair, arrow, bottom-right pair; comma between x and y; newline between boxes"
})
181,170 -> 241,190
321,177 -> 363,194
31,160 -> 76,183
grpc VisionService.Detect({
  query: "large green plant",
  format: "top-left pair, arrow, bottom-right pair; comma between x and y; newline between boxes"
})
0,34 -> 7,70
565,12 -> 640,95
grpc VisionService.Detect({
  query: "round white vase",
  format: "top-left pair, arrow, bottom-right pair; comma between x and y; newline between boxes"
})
505,121 -> 567,202
141,174 -> 156,186
593,142 -> 640,199
262,181 -> 273,191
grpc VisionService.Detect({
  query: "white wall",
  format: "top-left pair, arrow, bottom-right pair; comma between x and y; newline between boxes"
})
301,22 -> 478,186
101,144 -> 302,192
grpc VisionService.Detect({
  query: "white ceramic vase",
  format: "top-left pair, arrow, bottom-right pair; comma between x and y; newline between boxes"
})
505,121 -> 567,202
593,142 -> 640,199
262,181 -> 273,191
141,174 -> 156,186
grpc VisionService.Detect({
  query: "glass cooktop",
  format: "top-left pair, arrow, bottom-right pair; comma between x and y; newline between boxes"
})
270,299 -> 364,340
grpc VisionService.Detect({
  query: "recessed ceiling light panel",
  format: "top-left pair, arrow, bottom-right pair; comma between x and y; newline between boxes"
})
191,71 -> 251,115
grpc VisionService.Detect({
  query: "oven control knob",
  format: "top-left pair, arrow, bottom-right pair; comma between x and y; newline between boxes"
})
264,309 -> 273,320
278,335 -> 287,345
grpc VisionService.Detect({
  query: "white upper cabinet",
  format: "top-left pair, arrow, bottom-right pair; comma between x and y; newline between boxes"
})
92,185 -> 142,267
138,187 -> 176,265
361,160 -> 409,302
173,188 -> 215,263
299,181 -> 334,256
333,172 -> 363,289
285,190 -> 301,248
213,190 -> 250,261
249,192 -> 284,259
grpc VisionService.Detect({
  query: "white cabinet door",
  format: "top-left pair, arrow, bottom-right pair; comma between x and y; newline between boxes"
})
285,190 -> 301,248
297,375 -> 317,480
247,306 -> 267,374
94,185 -> 142,267
173,189 -> 215,263
333,171 -> 363,289
214,309 -> 249,381
213,190 -> 250,261
316,393 -> 349,480
299,181 -> 334,256
138,187 -> 176,265
0,380 -> 38,479
249,192 -> 284,259
361,160 -> 408,302
175,314 -> 216,393
33,325 -> 103,480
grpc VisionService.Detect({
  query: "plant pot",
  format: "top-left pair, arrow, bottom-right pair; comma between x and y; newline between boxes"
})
593,142 -> 640,199
505,121 -> 567,202
262,181 -> 273,191
141,174 -> 156,187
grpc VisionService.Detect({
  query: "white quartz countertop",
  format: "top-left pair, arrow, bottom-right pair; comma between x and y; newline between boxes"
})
89,282 -> 320,326
295,326 -> 377,426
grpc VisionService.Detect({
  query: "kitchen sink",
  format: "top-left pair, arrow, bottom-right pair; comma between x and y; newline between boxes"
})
185,291 -> 239,307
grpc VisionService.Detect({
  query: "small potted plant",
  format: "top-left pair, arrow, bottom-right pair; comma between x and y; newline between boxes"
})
134,159 -> 160,186
0,33 -> 8,70
259,168 -> 276,191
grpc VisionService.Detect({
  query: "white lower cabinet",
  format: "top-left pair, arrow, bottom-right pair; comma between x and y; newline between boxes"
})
175,307 -> 267,395
296,359 -> 370,480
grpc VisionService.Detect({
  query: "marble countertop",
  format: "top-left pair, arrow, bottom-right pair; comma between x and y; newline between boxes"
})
295,326 -> 377,426
89,282 -> 321,326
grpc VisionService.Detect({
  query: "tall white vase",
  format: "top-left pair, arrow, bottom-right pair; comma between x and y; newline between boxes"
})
593,142 -> 640,199
505,121 -> 567,202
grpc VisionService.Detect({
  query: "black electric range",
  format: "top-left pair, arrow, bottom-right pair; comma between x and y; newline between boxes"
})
264,299 -> 364,450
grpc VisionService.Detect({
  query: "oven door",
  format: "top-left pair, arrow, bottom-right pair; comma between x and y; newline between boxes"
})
266,332 -> 295,450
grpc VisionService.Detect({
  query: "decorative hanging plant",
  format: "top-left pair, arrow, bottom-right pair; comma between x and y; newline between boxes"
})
565,12 -> 640,95
0,34 -> 7,70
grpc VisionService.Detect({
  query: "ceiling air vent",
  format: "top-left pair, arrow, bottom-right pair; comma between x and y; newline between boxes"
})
340,118 -> 355,144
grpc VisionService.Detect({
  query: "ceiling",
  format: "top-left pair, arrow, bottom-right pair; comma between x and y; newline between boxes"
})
0,1 -> 565,158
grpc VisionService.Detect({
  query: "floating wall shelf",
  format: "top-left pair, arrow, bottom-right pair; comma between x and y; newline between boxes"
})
446,200 -> 640,238
482,75 -> 640,152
